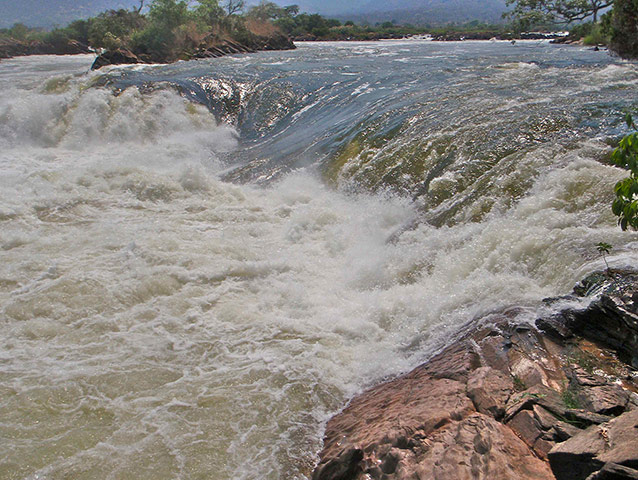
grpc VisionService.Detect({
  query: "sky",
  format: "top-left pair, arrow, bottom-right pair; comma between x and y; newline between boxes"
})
0,0 -> 507,29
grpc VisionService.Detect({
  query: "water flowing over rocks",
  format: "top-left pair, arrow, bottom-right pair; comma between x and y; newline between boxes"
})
312,271 -> 638,480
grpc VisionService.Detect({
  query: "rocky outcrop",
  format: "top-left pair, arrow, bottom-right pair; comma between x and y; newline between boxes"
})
90,47 -> 148,70
312,272 -> 638,480
91,30 -> 295,69
549,409 -> 638,480
0,38 -> 90,59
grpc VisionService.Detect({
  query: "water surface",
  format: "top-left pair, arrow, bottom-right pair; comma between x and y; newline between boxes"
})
1,42 -> 637,479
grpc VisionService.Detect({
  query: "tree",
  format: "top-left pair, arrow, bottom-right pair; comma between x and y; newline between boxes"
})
504,0 -> 613,27
194,0 -> 224,27
148,0 -> 190,30
247,1 -> 299,20
609,0 -> 638,58
223,0 -> 245,15
611,114 -> 638,230
88,9 -> 146,48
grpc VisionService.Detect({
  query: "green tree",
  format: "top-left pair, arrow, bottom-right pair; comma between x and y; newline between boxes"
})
7,23 -> 30,40
609,0 -> 638,57
504,0 -> 613,28
611,114 -> 638,230
148,0 -> 190,30
194,0 -> 224,27
88,9 -> 145,49
131,0 -> 190,60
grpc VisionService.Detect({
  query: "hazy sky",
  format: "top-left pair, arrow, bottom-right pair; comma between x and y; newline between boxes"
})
0,0 -> 360,28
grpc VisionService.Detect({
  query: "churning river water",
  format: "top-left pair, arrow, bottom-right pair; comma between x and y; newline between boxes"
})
1,40 -> 637,479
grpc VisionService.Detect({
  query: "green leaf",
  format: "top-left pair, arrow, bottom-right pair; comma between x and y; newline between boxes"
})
596,242 -> 612,254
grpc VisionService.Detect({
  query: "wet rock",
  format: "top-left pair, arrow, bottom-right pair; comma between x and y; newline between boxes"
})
0,38 -> 90,59
548,409 -> 638,480
312,271 -> 638,480
560,272 -> 638,368
91,48 -> 147,70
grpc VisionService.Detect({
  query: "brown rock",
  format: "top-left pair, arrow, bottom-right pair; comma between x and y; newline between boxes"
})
548,409 -> 638,480
505,385 -> 567,421
571,368 -> 631,415
316,374 -> 474,463
466,366 -> 513,419
508,410 -> 543,447
534,404 -> 559,430
411,414 -> 555,480
586,462 -> 638,479
91,48 -> 146,70
313,271 -> 638,480
311,447 -> 363,480
421,339 -> 481,381
553,420 -> 585,441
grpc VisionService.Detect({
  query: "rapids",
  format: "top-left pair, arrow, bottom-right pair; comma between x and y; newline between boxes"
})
0,42 -> 637,479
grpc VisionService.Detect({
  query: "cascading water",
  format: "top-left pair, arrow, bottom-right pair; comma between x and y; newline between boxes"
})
1,42 -> 637,480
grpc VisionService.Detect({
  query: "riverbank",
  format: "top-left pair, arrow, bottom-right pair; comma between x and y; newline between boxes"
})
91,31 -> 294,69
291,31 -> 566,42
0,37 -> 91,59
0,23 -> 295,69
312,271 -> 638,480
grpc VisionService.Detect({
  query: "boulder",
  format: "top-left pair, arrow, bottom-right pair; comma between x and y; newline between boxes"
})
466,366 -> 513,419
548,409 -> 638,480
570,367 -> 631,416
559,273 -> 638,368
586,463 -> 638,479
91,48 -> 147,70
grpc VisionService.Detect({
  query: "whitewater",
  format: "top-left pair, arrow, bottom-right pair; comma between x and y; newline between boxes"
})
1,41 -> 637,479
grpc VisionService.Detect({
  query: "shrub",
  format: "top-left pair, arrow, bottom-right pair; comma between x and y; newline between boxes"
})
609,0 -> 638,58
611,114 -> 638,230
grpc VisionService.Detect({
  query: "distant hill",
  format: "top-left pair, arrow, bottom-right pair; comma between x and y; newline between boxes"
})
0,0 -> 141,28
350,0 -> 508,25
269,0 -> 508,25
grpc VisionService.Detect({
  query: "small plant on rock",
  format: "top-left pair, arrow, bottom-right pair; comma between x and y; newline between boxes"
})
561,384 -> 581,409
596,242 -> 613,273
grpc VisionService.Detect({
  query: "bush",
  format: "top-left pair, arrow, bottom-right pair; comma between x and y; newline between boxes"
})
609,0 -> 638,58
88,9 -> 146,49
582,24 -> 609,45
611,114 -> 638,230
568,21 -> 594,39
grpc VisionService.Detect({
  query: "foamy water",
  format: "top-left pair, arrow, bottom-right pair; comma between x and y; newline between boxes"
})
1,45 -> 637,479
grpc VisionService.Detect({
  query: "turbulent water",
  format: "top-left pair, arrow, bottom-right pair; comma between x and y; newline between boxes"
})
1,41 -> 637,480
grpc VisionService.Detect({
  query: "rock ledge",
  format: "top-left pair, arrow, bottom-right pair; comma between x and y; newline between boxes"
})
312,271 -> 638,480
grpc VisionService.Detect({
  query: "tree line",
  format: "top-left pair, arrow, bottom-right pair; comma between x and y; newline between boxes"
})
505,0 -> 637,57
1,0 -> 637,59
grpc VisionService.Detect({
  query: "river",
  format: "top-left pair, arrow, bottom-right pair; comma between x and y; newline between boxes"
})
1,40 -> 637,479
